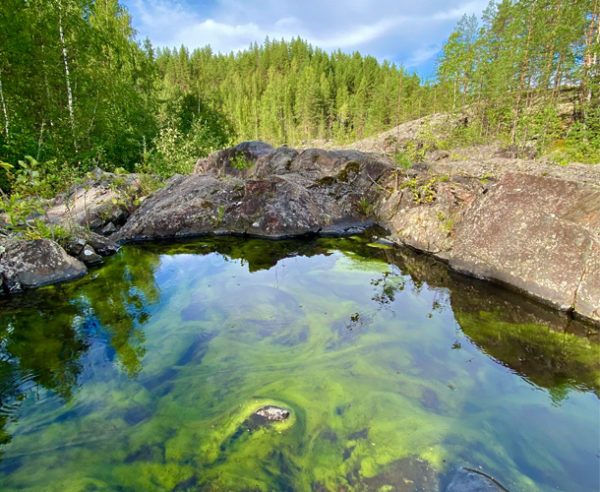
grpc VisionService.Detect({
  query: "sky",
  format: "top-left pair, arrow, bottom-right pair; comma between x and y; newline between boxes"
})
122,0 -> 489,79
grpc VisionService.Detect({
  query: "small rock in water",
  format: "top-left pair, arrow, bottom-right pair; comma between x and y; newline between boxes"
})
78,245 -> 103,266
254,405 -> 290,422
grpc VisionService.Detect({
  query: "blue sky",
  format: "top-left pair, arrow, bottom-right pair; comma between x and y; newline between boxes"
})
122,0 -> 489,78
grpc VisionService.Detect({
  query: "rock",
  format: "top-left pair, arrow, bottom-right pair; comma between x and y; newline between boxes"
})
445,467 -> 508,492
495,144 -> 537,160
363,456 -> 440,492
116,148 -> 393,242
64,237 -> 87,257
254,405 -> 290,422
85,231 -> 120,256
65,229 -> 119,259
249,146 -> 298,178
449,173 -> 600,316
193,141 -> 275,177
78,244 -> 103,266
45,170 -> 142,232
100,221 -> 118,235
0,239 -> 87,294
429,149 -> 450,161
378,176 -> 478,257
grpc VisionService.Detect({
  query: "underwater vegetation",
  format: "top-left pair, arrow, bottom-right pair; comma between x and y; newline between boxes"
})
0,235 -> 598,491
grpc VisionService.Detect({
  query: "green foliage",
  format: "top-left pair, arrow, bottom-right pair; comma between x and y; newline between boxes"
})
22,219 -> 71,243
393,151 -> 413,169
1,0 -> 598,195
230,152 -> 253,170
357,196 -> 371,215
435,0 -> 600,161
1,193 -> 44,230
400,176 -> 438,204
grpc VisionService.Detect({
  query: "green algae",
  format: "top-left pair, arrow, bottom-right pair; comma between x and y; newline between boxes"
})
0,235 -> 598,491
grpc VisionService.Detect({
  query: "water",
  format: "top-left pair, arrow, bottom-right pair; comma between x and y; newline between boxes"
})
0,235 -> 598,491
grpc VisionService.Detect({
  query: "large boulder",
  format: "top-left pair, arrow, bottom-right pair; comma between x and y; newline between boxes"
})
116,147 -> 394,241
449,173 -> 600,318
378,173 -> 480,257
0,239 -> 87,294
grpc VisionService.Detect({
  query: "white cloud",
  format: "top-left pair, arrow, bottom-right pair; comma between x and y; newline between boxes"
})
124,0 -> 489,75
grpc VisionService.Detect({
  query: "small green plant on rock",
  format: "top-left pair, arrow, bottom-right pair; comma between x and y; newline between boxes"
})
230,152 -> 254,170
357,197 -> 371,215
401,176 -> 438,204
393,151 -> 413,170
211,205 -> 225,227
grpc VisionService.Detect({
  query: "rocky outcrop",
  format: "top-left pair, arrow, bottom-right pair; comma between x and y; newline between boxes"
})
193,140 -> 275,177
448,173 -> 600,318
117,141 -> 600,324
0,239 -> 87,294
45,169 -> 145,233
116,146 -> 392,241
377,169 -> 600,322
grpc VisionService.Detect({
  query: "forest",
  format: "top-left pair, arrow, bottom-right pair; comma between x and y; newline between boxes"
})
0,0 -> 598,195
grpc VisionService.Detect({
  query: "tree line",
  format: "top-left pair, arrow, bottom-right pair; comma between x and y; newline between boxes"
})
0,0 -> 598,194
437,0 -> 599,159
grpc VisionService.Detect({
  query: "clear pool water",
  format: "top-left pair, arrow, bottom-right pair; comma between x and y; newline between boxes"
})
0,236 -> 598,491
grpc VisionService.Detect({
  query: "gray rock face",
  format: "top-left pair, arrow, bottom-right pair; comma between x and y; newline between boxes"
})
194,141 -> 275,177
78,244 -> 103,266
116,146 -> 393,241
0,239 -> 87,294
65,229 -> 120,260
449,173 -> 600,318
45,169 -> 142,233
445,467 -> 508,492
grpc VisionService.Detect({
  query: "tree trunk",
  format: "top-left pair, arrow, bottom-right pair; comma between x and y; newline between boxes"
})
542,0 -> 563,93
512,0 -> 537,143
0,69 -> 8,140
37,120 -> 46,161
58,2 -> 78,153
582,0 -> 599,103
552,51 -> 564,101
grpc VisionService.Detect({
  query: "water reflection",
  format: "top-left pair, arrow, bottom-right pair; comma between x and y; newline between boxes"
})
0,246 -> 161,450
141,236 -> 599,399
0,234 -> 597,484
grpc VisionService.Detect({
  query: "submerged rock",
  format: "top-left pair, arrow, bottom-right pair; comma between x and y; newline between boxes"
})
254,405 -> 290,422
445,467 -> 509,492
0,239 -> 87,294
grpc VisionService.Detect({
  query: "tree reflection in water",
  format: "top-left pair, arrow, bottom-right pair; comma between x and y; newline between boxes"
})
0,245 -> 161,452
